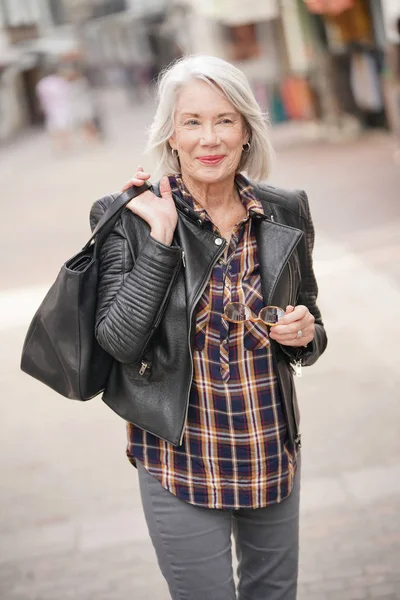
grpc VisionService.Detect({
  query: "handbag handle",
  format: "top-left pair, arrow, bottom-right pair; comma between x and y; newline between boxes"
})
86,182 -> 153,252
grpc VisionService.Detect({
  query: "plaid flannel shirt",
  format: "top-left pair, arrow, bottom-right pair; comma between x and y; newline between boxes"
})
127,174 -> 297,509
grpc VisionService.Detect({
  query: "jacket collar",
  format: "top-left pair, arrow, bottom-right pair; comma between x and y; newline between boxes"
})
156,178 -> 303,306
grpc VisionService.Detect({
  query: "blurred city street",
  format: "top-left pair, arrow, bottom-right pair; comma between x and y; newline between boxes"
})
1,89 -> 400,600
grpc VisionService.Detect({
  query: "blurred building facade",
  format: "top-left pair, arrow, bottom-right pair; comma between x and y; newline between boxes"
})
186,0 -> 400,139
381,0 -> 400,136
1,0 -> 400,142
0,0 -> 78,140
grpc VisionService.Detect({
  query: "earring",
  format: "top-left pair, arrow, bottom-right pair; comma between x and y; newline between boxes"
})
171,148 -> 178,158
242,141 -> 251,152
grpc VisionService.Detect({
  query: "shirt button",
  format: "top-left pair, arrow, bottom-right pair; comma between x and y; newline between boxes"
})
215,238 -> 223,246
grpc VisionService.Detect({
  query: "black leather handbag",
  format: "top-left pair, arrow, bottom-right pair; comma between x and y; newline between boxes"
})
20,182 -> 152,401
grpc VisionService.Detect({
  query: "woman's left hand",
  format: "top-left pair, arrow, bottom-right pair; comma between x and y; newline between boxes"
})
268,305 -> 315,347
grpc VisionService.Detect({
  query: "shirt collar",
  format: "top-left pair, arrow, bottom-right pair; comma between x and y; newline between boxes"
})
168,173 -> 264,220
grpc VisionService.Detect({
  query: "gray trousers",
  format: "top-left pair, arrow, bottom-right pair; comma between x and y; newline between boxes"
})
137,459 -> 301,600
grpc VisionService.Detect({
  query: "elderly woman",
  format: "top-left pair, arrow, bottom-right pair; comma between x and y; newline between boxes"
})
90,55 -> 327,600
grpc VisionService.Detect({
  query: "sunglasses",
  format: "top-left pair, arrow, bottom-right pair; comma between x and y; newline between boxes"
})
223,302 -> 285,326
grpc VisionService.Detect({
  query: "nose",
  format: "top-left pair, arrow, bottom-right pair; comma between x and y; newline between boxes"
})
200,124 -> 219,146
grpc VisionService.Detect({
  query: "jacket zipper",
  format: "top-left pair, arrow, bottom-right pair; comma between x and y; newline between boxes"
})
178,238 -> 227,445
287,258 -> 293,306
289,359 -> 302,445
138,249 -> 184,375
288,256 -> 302,442
287,255 -> 304,380
139,361 -> 149,375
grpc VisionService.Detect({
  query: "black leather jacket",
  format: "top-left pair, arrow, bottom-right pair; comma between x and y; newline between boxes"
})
90,182 -> 327,447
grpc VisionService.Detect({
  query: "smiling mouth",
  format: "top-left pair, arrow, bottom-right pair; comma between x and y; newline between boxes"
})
197,156 -> 225,165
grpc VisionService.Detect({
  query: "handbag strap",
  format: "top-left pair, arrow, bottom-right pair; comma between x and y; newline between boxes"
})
85,182 -> 153,252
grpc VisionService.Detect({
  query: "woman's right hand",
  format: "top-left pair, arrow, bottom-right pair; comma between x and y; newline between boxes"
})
122,167 -> 178,247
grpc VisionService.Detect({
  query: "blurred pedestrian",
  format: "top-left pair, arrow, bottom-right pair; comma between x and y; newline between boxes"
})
66,68 -> 101,143
35,64 -> 72,151
90,56 -> 327,600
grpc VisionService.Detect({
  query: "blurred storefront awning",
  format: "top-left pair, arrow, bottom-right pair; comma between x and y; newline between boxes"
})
195,0 -> 279,26
303,0 -> 355,16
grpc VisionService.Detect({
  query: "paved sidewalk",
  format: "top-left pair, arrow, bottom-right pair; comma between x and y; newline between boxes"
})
1,90 -> 400,599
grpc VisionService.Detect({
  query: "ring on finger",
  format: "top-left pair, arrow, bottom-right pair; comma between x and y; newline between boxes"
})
297,330 -> 303,339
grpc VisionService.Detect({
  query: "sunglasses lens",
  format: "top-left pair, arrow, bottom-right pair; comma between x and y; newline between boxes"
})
259,306 -> 285,325
224,302 -> 249,322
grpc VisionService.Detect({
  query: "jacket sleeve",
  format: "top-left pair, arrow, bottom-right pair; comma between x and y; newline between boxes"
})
90,199 -> 182,364
280,191 -> 327,367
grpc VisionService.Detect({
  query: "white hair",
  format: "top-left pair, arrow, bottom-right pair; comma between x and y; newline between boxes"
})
146,55 -> 274,181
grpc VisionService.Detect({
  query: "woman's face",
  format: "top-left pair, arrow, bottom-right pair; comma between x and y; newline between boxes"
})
169,80 -> 248,185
